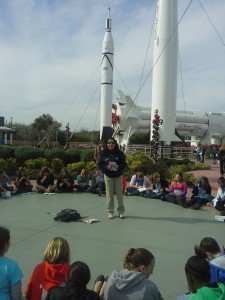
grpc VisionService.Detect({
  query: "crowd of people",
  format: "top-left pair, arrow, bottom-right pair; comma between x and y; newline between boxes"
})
1,141 -> 225,299
0,167 -> 106,197
1,226 -> 225,300
1,142 -> 225,218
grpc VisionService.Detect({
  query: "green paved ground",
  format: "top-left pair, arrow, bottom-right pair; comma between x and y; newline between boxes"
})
0,186 -> 224,299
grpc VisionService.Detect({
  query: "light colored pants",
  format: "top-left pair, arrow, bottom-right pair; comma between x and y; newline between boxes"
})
104,174 -> 125,214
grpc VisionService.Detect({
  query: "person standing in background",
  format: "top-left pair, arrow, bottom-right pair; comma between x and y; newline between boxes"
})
218,144 -> 225,176
97,138 -> 126,219
94,139 -> 106,162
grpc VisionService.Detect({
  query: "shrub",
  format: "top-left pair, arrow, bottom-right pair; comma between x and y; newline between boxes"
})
85,161 -> 97,176
65,149 -> 81,164
80,149 -> 95,162
183,172 -> 197,187
6,158 -> 18,174
126,152 -> 154,176
25,158 -> 48,169
0,146 -> 15,159
67,161 -> 86,178
51,158 -> 64,173
0,158 -> 7,170
44,148 -> 66,161
167,165 -> 189,181
14,147 -> 44,163
188,162 -> 210,171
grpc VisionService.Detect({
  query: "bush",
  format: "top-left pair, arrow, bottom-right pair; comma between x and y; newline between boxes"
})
188,162 -> 210,171
0,146 -> 16,159
65,149 -> 81,164
51,158 -> 64,173
67,162 -> 86,178
44,148 -> 66,161
14,147 -> 44,163
25,158 -> 48,169
80,149 -> 95,162
183,172 -> 197,187
85,161 -> 97,176
6,158 -> 18,174
0,158 -> 7,170
125,152 -> 154,178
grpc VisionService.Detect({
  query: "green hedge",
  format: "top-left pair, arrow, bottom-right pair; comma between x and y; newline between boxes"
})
14,147 -> 44,163
0,145 -> 16,159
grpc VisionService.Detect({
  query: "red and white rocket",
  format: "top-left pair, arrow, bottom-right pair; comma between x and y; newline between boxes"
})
150,0 -> 180,144
100,8 -> 114,141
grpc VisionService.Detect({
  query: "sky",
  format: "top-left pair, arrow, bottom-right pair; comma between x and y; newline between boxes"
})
0,0 -> 224,132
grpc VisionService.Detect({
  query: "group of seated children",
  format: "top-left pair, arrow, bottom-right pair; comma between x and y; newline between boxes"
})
0,167 -> 106,197
125,171 -> 187,205
1,225 -> 225,300
125,171 -> 225,213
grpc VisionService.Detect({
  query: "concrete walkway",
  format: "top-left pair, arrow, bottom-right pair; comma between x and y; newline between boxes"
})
0,160 -> 224,300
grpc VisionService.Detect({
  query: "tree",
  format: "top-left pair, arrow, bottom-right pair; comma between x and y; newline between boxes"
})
32,114 -> 61,147
13,123 -> 37,143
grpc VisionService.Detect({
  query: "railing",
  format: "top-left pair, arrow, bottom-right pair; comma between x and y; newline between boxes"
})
126,145 -> 196,160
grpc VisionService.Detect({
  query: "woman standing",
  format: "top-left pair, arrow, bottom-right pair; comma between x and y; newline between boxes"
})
97,138 -> 126,219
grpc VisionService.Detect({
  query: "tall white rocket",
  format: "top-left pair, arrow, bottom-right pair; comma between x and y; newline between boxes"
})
150,0 -> 180,144
100,8 -> 114,141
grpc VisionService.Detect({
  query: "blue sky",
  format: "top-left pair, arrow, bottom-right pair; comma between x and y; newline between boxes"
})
0,0 -> 224,132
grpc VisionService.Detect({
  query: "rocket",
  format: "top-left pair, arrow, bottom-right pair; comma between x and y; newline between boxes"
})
150,0 -> 180,145
100,8 -> 114,141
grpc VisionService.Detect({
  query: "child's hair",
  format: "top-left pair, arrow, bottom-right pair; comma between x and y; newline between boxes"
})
123,248 -> 154,270
40,167 -> 50,176
175,172 -> 183,182
194,237 -> 221,258
199,176 -> 210,188
61,167 -> 69,175
67,261 -> 91,286
43,237 -> 70,264
17,167 -> 27,178
218,177 -> 225,188
185,255 -> 210,283
0,226 -> 10,255
136,172 -> 144,179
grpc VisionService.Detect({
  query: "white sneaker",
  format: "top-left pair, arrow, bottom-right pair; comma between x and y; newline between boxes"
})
119,214 -> 125,219
108,212 -> 114,219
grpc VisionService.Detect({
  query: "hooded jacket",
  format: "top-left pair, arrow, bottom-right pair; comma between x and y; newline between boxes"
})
103,269 -> 163,300
188,282 -> 225,300
25,261 -> 69,300
97,149 -> 126,179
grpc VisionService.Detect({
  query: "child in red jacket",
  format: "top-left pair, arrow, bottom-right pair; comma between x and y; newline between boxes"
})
25,237 -> 70,300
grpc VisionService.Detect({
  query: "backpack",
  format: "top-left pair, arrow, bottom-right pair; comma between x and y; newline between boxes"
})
53,209 -> 81,222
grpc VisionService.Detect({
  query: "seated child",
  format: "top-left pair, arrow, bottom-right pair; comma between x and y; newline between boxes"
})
25,237 -> 70,300
125,172 -> 150,196
56,168 -> 74,193
36,167 -> 55,193
74,169 -> 90,192
194,237 -> 225,284
46,261 -> 100,300
0,226 -> 23,299
13,168 -> 33,194
144,174 -> 169,199
184,176 -> 213,209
